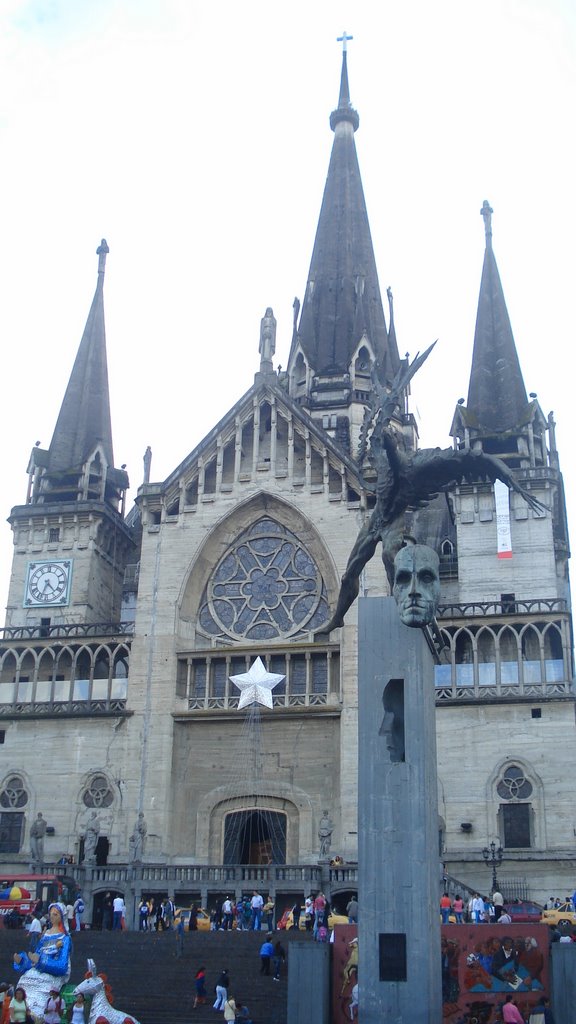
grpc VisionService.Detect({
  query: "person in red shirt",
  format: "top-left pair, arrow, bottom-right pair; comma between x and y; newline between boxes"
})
452,895 -> 464,923
440,893 -> 452,924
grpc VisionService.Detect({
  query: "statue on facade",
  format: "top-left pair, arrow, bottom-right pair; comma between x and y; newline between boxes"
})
83,812 -> 100,865
30,812 -> 47,866
318,810 -> 334,858
129,812 -> 147,862
259,307 -> 277,365
319,344 -> 547,634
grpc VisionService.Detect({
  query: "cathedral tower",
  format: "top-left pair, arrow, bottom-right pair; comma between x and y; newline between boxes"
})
5,242 -> 135,628
436,203 -> 573,872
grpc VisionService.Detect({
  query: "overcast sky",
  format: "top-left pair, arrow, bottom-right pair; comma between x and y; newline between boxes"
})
1,0 -> 575,615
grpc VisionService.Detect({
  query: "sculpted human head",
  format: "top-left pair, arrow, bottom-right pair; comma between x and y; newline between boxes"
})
393,544 -> 440,627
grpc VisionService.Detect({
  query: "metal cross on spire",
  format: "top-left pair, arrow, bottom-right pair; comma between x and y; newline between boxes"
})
337,30 -> 353,52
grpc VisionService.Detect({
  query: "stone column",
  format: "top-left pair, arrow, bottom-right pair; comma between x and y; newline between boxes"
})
358,596 -> 442,1023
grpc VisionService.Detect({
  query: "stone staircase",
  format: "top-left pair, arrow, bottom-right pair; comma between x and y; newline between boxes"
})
0,927 -> 304,1024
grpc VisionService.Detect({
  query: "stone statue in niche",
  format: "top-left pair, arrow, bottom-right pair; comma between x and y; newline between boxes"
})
379,678 -> 405,763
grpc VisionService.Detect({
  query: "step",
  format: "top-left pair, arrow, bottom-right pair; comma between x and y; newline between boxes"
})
0,927 -> 307,1024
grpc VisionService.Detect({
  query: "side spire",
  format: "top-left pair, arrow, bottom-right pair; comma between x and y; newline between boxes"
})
465,202 -> 528,432
48,239 -> 114,475
24,239 -> 129,510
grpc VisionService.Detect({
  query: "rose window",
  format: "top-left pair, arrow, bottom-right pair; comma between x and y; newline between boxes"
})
198,518 -> 330,641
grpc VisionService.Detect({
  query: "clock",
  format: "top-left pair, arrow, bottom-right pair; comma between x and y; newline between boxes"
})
24,560 -> 72,607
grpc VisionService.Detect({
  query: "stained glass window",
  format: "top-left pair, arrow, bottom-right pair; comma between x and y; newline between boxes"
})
497,765 -> 533,800
83,774 -> 114,808
0,776 -> 28,808
198,518 -> 330,641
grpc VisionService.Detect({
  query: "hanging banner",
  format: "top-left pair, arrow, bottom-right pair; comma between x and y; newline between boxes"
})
494,479 -> 512,559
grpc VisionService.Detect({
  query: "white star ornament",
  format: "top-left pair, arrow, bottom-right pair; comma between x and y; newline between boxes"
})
229,657 -> 285,709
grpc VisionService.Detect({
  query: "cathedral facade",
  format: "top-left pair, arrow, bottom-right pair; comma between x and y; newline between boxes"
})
0,54 -> 573,921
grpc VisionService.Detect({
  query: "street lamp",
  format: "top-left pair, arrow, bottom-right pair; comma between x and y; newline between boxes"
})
482,840 -> 503,893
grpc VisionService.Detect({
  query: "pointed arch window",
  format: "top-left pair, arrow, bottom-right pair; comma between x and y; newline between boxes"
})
543,625 -> 564,682
499,627 -> 519,684
522,626 -> 542,684
496,764 -> 534,848
353,346 -> 372,391
0,775 -> 28,854
477,629 -> 496,686
291,353 -> 307,400
455,630 -> 474,686
0,775 -> 28,809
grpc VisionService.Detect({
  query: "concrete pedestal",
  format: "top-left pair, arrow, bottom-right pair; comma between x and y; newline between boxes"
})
358,597 -> 442,1023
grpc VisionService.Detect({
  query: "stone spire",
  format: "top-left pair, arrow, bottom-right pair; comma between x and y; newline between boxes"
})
292,48 -> 399,384
466,203 -> 528,432
47,239 -> 114,475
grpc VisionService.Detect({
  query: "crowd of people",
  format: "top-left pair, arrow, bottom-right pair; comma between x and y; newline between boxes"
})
440,888 -> 576,932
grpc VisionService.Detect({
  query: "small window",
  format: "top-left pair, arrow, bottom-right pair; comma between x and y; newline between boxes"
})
0,811 -> 24,853
83,774 -> 114,808
49,528 -> 60,542
501,592 -> 516,614
0,775 -> 28,808
40,618 -> 51,638
0,732 -> 5,744
501,803 -> 531,848
531,708 -> 542,719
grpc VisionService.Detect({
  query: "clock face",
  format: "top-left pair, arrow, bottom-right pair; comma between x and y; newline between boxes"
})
24,560 -> 72,607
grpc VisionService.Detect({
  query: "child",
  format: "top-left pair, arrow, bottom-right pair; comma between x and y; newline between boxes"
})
193,966 -> 207,1008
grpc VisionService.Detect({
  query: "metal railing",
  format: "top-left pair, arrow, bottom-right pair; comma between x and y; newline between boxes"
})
438,599 -> 568,619
0,622 -> 134,641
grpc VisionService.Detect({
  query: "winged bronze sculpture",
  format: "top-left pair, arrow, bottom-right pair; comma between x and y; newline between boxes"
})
320,343 -> 547,634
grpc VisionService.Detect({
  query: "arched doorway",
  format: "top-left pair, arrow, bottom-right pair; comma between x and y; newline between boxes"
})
223,809 -> 286,865
92,889 -> 124,930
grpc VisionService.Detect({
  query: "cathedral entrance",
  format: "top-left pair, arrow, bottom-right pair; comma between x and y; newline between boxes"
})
223,810 -> 286,865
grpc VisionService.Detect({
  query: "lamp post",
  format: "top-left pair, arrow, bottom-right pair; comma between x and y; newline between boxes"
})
482,840 -> 503,893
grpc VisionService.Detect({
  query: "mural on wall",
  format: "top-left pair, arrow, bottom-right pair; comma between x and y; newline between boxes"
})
331,923 -> 551,1023
332,925 -> 359,1023
442,924 -> 549,1023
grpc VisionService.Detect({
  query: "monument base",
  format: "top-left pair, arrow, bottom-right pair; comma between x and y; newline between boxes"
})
358,596 -> 442,1023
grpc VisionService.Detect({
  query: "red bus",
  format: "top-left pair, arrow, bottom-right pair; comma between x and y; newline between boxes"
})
0,874 -> 78,925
